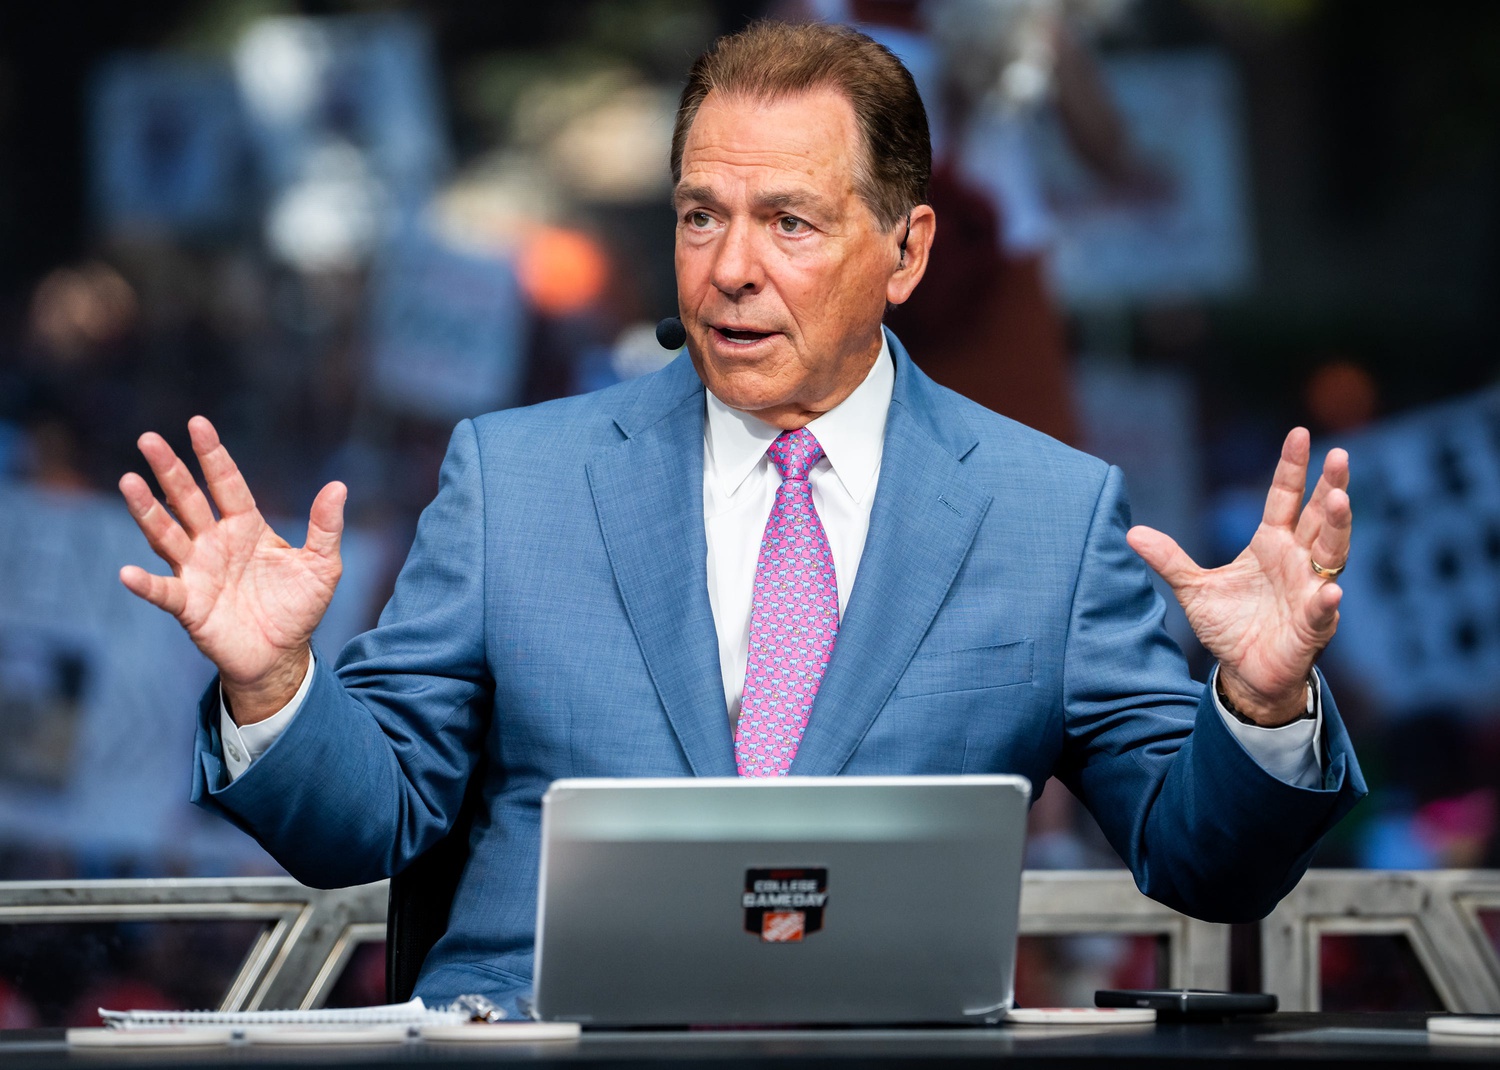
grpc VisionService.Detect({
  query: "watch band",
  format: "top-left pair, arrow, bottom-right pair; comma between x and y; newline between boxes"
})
1216,672 -> 1317,726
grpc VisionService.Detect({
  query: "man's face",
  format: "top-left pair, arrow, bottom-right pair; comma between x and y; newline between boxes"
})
673,88 -> 927,429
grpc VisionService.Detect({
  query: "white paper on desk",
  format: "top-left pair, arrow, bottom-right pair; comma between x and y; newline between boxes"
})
68,1027 -> 239,1048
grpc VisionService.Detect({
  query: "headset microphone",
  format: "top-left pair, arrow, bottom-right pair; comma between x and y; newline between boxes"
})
655,317 -> 687,350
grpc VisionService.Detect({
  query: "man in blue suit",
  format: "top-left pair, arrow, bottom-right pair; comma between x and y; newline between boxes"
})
119,21 -> 1362,1006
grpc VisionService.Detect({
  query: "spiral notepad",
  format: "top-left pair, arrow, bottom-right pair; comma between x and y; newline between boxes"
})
70,998 -> 580,1047
98,997 -> 465,1029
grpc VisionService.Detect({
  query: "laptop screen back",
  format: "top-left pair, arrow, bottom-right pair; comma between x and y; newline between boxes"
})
534,775 -> 1031,1026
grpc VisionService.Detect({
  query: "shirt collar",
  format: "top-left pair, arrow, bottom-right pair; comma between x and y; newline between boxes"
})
704,332 -> 893,504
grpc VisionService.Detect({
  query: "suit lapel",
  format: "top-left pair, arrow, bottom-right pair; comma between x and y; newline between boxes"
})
587,366 -> 737,776
789,344 -> 992,776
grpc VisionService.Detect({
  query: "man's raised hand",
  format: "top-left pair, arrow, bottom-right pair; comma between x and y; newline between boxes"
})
1126,428 -> 1351,726
118,416 -> 345,724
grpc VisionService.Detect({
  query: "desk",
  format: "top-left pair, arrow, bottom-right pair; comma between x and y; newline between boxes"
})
2,1015 -> 1496,1068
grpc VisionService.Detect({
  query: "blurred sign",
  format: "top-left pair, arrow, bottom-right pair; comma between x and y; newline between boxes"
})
0,628 -> 90,789
368,230 -> 527,420
0,485 -> 385,869
90,55 -> 249,235
1325,389 -> 1500,715
1040,50 -> 1254,304
1076,360 -> 1203,654
234,12 -> 449,268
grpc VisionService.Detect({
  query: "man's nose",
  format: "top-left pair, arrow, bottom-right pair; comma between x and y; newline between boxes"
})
710,221 -> 763,295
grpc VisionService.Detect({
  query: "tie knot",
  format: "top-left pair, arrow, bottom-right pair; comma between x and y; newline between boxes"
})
768,428 -> 824,481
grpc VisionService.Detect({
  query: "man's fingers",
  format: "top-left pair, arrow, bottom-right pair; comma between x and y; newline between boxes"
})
188,415 -> 258,519
1295,448 -> 1350,548
119,564 -> 187,617
119,472 -> 193,565
1127,525 -> 1203,590
1309,486 -> 1352,572
138,430 -> 217,536
304,481 -> 347,561
1321,445 -> 1350,490
1261,427 -> 1312,530
1307,579 -> 1343,632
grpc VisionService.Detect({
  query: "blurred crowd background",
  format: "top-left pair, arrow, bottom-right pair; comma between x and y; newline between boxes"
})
2,0 -> 1499,1021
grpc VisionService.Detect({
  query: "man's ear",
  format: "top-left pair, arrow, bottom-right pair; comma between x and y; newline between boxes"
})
886,204 -> 936,306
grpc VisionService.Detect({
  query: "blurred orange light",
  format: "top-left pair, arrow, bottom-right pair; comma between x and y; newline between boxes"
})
1305,359 -> 1377,433
517,227 -> 609,317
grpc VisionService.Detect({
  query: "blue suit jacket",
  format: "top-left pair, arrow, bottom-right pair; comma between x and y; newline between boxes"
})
193,332 -> 1364,1003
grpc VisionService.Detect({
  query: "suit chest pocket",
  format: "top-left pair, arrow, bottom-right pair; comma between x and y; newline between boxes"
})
893,639 -> 1033,698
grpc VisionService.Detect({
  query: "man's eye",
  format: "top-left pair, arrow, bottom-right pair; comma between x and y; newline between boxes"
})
777,216 -> 809,234
687,211 -> 713,228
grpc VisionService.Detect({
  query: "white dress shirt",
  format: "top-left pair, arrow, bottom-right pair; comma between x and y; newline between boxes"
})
703,335 -> 892,722
223,336 -> 1323,788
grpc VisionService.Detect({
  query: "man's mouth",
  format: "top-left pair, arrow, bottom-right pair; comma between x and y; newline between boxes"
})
712,325 -> 777,345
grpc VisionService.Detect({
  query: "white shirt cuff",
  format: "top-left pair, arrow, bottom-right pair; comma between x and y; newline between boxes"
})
1210,665 -> 1324,789
218,651 -> 315,781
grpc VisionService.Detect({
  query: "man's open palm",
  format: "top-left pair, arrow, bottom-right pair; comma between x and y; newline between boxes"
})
1127,428 -> 1351,725
118,416 -> 345,720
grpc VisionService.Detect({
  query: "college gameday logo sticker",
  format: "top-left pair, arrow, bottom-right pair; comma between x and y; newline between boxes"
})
743,868 -> 828,942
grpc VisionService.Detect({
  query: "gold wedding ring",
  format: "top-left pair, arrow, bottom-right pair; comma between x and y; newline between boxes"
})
1310,557 -> 1346,580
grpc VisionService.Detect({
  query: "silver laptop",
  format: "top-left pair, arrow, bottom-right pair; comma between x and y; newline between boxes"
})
533,775 -> 1031,1026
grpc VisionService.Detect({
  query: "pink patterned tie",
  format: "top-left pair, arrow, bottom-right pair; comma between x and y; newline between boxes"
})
735,428 -> 839,777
